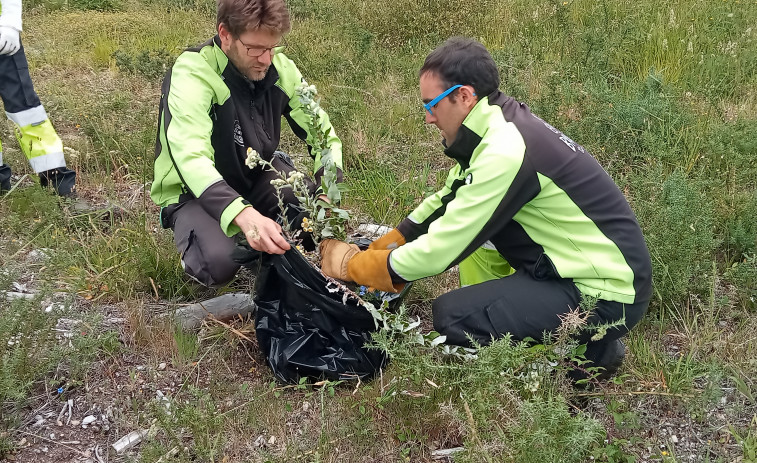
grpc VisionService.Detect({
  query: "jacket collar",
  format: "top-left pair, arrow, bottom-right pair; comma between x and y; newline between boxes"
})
443,90 -> 504,170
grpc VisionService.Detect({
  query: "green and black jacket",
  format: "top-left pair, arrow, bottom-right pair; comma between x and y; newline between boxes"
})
151,36 -> 342,236
391,91 -> 652,304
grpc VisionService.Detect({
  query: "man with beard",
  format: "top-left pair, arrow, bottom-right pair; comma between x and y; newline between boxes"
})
151,0 -> 343,287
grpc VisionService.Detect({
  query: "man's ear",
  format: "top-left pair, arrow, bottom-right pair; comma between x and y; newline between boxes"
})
461,85 -> 478,109
218,23 -> 232,47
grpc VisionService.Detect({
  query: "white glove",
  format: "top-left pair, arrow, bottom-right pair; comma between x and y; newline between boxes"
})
0,26 -> 20,55
0,0 -> 23,55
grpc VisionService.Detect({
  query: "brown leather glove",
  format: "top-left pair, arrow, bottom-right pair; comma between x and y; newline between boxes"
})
348,249 -> 406,293
320,239 -> 361,280
368,228 -> 406,251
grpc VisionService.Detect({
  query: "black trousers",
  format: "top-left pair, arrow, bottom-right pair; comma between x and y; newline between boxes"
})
433,270 -> 648,349
167,152 -> 316,287
0,42 -> 41,113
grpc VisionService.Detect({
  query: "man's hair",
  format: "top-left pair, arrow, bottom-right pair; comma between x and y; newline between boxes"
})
420,37 -> 500,98
217,0 -> 291,37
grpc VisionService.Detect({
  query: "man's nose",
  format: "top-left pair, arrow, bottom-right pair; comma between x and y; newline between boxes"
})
425,111 -> 436,124
257,50 -> 273,65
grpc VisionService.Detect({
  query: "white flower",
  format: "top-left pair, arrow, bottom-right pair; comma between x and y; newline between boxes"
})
245,147 -> 262,169
286,171 -> 305,185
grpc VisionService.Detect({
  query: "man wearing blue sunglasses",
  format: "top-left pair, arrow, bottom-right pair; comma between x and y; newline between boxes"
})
321,37 -> 651,382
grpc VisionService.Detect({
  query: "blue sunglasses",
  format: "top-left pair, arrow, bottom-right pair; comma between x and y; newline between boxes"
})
424,84 -> 462,115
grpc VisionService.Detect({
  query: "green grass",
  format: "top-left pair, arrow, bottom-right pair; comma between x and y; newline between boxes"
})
0,0 -> 756,460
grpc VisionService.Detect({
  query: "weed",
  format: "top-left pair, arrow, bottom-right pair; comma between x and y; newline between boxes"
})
70,0 -> 122,10
729,415 -> 757,462
635,169 -> 718,308
725,254 -> 757,312
172,325 -> 199,366
113,48 -> 176,81
0,297 -> 63,408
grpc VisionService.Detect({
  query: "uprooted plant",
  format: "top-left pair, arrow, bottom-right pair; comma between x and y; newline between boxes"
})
244,80 -> 349,253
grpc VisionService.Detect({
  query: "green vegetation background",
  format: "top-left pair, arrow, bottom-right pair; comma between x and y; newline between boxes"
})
0,0 -> 755,461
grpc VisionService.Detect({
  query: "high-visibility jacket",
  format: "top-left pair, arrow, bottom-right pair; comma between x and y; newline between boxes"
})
390,91 -> 652,304
151,36 -> 342,236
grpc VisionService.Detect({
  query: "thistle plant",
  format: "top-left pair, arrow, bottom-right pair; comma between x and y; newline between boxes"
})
296,81 -> 349,241
243,80 -> 349,248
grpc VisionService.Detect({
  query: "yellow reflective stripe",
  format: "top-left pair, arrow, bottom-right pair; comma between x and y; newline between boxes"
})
13,119 -> 65,171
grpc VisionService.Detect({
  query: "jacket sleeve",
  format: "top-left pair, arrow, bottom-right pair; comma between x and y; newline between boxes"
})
389,123 -> 528,282
274,53 -> 343,184
0,0 -> 23,30
157,51 -> 248,236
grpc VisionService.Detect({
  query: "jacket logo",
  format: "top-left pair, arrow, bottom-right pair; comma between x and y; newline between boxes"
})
233,120 -> 244,146
465,173 -> 473,185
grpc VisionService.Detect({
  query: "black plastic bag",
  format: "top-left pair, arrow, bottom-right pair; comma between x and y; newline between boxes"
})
251,247 -> 389,383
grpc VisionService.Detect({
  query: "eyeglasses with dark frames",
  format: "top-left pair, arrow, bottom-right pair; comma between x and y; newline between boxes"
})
236,37 -> 286,57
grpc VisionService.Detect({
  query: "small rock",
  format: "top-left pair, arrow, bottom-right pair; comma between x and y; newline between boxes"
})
157,362 -> 167,371
112,429 -> 149,454
71,420 -> 81,426
12,282 -> 28,292
302,401 -> 310,412
268,435 -> 276,445
82,415 -> 97,426
27,249 -> 50,262
671,435 -> 679,443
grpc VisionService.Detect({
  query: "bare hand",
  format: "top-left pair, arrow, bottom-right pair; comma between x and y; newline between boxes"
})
233,207 -> 290,254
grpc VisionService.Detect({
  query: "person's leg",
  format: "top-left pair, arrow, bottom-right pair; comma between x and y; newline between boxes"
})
458,244 -> 515,286
570,298 -> 649,381
0,42 -> 74,196
432,271 -> 582,347
0,139 -> 10,192
433,270 -> 648,379
170,200 -> 240,287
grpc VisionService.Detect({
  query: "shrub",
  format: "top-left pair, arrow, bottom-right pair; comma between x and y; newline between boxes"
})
725,254 -> 757,312
634,169 -> 719,308
113,48 -> 175,81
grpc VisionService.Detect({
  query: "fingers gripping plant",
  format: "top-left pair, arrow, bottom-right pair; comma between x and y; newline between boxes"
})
244,81 -> 349,248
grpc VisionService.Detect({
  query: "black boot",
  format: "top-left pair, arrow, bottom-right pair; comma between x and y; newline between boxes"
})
39,167 -> 77,197
0,164 -> 11,192
568,338 -> 626,384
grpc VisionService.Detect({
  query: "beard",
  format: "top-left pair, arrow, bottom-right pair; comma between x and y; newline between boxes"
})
226,45 -> 270,82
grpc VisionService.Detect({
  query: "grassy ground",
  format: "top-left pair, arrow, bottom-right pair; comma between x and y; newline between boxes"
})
1,0 -> 756,461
